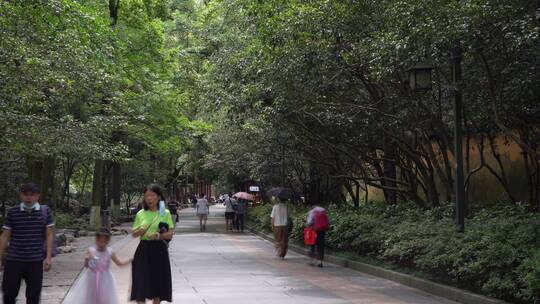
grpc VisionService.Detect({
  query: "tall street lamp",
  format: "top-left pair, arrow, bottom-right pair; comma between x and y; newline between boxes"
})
406,62 -> 435,92
407,59 -> 466,232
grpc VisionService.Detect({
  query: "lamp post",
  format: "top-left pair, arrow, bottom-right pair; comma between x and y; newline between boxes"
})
452,42 -> 466,233
407,58 -> 466,232
406,62 -> 435,92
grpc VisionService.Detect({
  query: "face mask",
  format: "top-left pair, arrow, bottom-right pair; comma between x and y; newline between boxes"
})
21,202 -> 39,210
159,200 -> 165,216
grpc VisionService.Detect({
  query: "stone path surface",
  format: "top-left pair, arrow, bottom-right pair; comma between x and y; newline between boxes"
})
82,205 -> 458,304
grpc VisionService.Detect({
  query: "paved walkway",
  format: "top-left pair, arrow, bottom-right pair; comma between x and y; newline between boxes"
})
64,205 -> 457,304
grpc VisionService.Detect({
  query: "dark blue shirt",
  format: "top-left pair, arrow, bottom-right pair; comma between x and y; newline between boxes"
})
3,205 -> 54,261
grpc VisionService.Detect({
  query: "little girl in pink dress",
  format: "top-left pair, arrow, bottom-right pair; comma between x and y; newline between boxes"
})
68,228 -> 131,304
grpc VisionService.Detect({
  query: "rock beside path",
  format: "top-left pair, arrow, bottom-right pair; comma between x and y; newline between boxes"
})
58,246 -> 74,254
111,228 -> 129,235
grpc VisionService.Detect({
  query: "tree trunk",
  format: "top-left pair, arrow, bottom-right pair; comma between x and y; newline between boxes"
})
111,162 -> 121,218
355,181 -> 361,207
27,157 -> 43,187
383,133 -> 397,204
40,157 -> 56,209
105,161 -> 112,211
79,165 -> 89,203
364,180 -> 369,205
109,0 -> 120,25
90,160 -> 104,229
486,133 -> 517,202
344,180 -> 356,206
533,157 -> 540,211
61,158 -> 76,210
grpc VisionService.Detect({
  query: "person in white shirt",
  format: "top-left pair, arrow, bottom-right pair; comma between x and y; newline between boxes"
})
224,193 -> 236,232
196,195 -> 210,232
270,198 -> 289,259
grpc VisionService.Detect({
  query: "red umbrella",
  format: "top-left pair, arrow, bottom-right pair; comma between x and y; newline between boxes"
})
233,192 -> 256,201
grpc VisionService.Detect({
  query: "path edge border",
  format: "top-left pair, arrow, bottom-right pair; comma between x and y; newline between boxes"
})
247,226 -> 511,304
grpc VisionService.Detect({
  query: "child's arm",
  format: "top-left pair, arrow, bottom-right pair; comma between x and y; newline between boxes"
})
0,229 -> 12,268
111,253 -> 132,267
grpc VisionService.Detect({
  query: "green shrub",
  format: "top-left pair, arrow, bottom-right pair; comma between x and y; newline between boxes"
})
248,202 -> 540,303
248,203 -> 273,232
519,251 -> 540,301
54,212 -> 88,229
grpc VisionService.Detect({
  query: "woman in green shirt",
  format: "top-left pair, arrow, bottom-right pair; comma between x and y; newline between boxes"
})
130,184 -> 174,304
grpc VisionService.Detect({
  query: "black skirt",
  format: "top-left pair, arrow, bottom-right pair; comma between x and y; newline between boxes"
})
130,240 -> 172,302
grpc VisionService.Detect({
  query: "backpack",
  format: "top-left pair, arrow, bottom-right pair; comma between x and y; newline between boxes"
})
313,209 -> 330,232
40,205 -> 59,257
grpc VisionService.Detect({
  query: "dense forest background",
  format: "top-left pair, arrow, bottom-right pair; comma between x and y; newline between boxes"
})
1,0 -> 539,212
1,0 -> 539,217
1,1 -> 540,302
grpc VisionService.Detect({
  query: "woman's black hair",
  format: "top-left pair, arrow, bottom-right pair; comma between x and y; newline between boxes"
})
143,184 -> 166,210
96,227 -> 111,240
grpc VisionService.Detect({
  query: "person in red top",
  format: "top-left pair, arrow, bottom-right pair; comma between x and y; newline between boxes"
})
306,205 -> 330,267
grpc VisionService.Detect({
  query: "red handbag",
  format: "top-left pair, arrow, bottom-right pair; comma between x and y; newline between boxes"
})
304,227 -> 317,246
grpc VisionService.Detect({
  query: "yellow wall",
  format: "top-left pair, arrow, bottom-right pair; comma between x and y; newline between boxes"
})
466,135 -> 529,204
353,135 -> 531,204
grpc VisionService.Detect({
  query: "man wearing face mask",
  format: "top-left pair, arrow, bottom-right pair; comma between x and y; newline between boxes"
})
0,183 -> 55,304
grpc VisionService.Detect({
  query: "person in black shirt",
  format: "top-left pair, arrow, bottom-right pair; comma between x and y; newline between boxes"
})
0,183 -> 55,304
168,200 -> 179,223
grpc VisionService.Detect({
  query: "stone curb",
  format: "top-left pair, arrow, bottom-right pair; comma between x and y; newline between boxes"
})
247,226 -> 511,304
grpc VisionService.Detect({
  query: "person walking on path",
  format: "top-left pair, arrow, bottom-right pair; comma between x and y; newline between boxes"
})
0,183 -> 55,304
196,195 -> 210,232
224,194 -> 236,232
191,194 -> 198,210
168,200 -> 179,223
270,198 -> 289,260
131,184 -> 174,304
307,205 -> 330,268
70,228 -> 132,304
235,198 -> 247,232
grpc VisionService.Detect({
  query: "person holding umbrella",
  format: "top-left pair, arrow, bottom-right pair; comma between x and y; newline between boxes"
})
232,192 -> 254,232
234,198 -> 247,232
270,197 -> 289,260
266,188 -> 293,260
224,193 -> 236,232
268,188 -> 293,260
